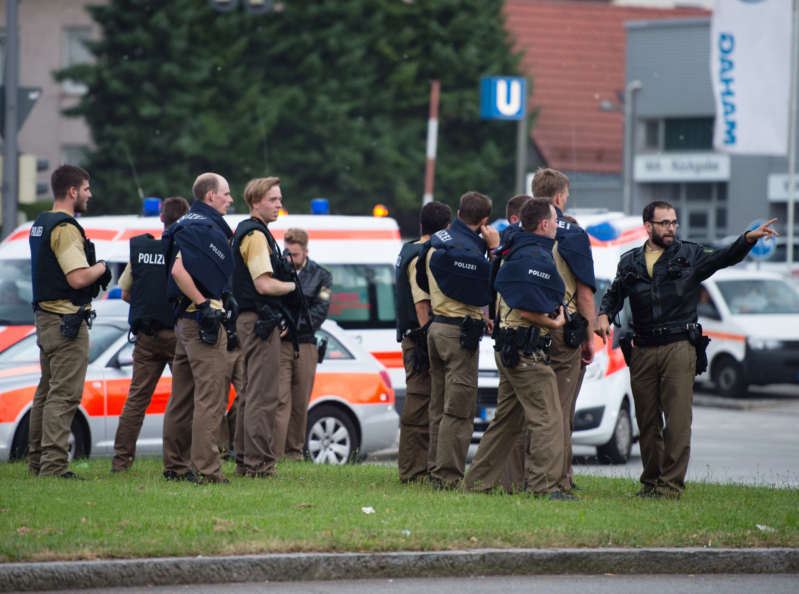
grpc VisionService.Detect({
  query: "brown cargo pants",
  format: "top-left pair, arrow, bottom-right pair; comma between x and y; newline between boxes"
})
549,326 -> 584,493
499,430 -> 531,493
111,330 -> 177,471
234,311 -> 280,477
398,335 -> 432,481
218,345 -> 244,458
28,310 -> 90,477
427,321 -> 479,486
630,339 -> 696,496
464,350 -> 564,497
275,341 -> 318,460
162,318 -> 228,483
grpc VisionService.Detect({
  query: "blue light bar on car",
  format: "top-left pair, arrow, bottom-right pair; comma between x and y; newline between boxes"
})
311,198 -> 330,215
142,198 -> 162,217
586,221 -> 620,242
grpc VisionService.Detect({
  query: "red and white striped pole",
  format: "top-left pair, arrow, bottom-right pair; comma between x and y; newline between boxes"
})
423,80 -> 440,205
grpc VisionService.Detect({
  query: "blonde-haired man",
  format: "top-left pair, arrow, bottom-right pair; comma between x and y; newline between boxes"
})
231,177 -> 298,477
275,228 -> 333,460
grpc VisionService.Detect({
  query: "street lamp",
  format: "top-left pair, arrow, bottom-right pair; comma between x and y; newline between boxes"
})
600,80 -> 642,216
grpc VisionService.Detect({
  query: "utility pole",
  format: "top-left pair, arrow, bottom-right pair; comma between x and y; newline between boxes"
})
423,80 -> 440,206
622,80 -> 642,217
2,0 -> 19,240
786,0 -> 799,269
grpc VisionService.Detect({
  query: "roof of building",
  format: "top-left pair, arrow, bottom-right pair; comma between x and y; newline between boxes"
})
503,0 -> 710,175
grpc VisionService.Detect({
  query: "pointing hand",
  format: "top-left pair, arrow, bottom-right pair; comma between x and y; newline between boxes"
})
746,218 -> 779,244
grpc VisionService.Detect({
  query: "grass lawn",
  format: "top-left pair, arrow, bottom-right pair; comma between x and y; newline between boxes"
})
1,457 -> 797,562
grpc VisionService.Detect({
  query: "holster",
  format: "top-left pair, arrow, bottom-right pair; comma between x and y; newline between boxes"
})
494,326 -> 545,369
619,331 -> 633,367
254,304 -> 282,341
317,337 -> 328,364
563,313 -> 589,349
688,325 -> 711,376
198,312 -> 223,345
61,305 -> 94,338
460,315 -> 486,352
408,320 -> 432,372
226,329 -> 239,351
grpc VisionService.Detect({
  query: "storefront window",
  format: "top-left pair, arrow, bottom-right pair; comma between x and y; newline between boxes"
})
664,117 -> 713,151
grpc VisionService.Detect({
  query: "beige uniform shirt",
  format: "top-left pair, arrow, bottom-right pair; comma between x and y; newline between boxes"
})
118,261 -> 133,291
407,240 -> 430,304
175,251 -> 224,312
645,244 -> 664,278
425,248 -> 483,320
240,230 -> 274,280
553,242 -> 578,315
38,210 -> 92,315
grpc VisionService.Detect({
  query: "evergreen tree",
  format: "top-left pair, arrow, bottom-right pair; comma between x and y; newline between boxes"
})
58,0 -> 526,230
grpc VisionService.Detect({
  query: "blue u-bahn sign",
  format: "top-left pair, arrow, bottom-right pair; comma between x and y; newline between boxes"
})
480,76 -> 527,121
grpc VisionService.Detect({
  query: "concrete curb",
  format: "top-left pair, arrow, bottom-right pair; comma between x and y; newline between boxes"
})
692,395 -> 793,410
1,548 -> 798,592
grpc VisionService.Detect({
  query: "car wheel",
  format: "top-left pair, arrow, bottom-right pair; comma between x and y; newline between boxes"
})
10,412 -> 89,461
596,404 -> 632,465
713,356 -> 746,398
304,405 -> 360,465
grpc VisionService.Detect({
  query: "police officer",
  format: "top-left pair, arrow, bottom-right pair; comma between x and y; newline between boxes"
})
532,169 -> 595,495
274,228 -> 333,461
232,177 -> 298,477
498,194 -> 529,244
111,196 -> 190,472
464,198 -> 574,500
218,321 -> 244,460
395,201 -> 451,483
162,173 -> 237,484
28,164 -> 112,479
416,191 -> 499,489
596,201 -> 777,499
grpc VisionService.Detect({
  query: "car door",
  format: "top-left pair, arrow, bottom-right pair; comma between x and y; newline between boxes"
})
103,339 -> 173,455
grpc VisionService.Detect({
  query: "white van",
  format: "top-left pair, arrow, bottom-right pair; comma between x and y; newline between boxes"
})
697,268 -> 799,398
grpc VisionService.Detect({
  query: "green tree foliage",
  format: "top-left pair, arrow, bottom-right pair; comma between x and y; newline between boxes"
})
58,0 -> 525,230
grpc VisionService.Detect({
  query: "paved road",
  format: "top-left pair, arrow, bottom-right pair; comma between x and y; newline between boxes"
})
370,386 -> 799,488
39,575 -> 799,594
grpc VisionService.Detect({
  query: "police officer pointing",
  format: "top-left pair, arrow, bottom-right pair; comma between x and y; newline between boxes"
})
162,173 -> 237,484
416,191 -> 499,489
395,201 -> 451,483
596,200 -> 777,498
232,177 -> 298,477
464,198 -> 573,500
111,197 -> 190,472
28,165 -> 112,479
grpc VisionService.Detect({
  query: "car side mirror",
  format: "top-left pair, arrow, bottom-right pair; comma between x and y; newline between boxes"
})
116,351 -> 134,367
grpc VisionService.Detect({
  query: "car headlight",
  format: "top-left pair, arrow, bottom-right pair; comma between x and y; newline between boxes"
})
747,337 -> 783,350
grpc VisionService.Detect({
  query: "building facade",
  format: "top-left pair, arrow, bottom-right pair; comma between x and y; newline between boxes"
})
627,17 -> 798,253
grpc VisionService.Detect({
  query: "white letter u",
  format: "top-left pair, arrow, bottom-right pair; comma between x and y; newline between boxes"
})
496,80 -> 521,116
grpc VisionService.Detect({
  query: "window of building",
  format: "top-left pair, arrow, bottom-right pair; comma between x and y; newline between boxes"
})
61,145 -> 89,166
664,117 -> 714,151
62,27 -> 93,95
644,120 -> 660,150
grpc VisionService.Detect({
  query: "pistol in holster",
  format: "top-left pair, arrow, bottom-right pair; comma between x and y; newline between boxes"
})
254,304 -> 282,341
562,308 -> 589,349
317,336 -> 328,364
61,305 -> 95,338
618,331 -> 633,367
494,325 -> 546,369
460,315 -> 487,353
226,329 -> 239,351
688,324 -> 711,376
407,319 -> 433,372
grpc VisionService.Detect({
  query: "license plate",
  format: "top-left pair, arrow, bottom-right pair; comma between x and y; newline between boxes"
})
480,407 -> 496,422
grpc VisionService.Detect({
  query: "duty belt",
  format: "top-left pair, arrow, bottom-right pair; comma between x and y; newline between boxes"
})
633,323 -> 697,348
432,315 -> 465,327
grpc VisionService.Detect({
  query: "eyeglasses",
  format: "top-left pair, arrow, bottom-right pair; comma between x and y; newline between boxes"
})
649,220 -> 680,229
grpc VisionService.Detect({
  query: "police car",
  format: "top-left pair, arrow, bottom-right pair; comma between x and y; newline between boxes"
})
0,300 -> 397,464
696,268 -> 799,398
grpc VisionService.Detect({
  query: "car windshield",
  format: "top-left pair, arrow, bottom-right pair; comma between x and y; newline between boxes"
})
0,324 -> 126,366
325,264 -> 396,330
716,279 -> 799,315
0,259 -> 34,325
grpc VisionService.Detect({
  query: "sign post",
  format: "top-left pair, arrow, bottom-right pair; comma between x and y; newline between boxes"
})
747,219 -> 777,266
480,76 -> 527,195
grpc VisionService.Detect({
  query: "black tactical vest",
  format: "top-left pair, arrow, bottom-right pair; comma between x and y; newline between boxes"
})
29,211 -> 95,305
232,218 -> 288,311
128,234 -> 174,332
416,218 -> 492,308
554,207 -> 596,292
395,240 -> 423,335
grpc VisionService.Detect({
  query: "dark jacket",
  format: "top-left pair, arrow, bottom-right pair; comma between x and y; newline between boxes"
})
281,258 -> 333,344
599,232 -> 754,332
